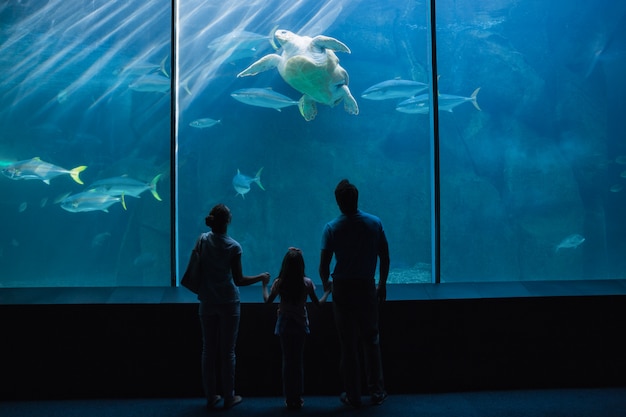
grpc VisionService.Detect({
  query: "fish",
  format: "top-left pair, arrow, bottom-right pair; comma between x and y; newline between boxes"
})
128,73 -> 170,93
56,89 -> 69,104
395,95 -> 429,114
555,234 -> 585,252
189,118 -> 221,129
60,191 -> 127,213
208,27 -> 278,63
53,192 -> 72,204
361,79 -> 429,100
396,88 -> 481,114
133,252 -> 157,268
115,62 -> 161,77
610,184 -> 623,193
0,157 -> 87,184
232,167 -> 265,198
616,155 -> 626,165
18,202 -> 27,212
86,174 -> 162,201
115,55 -> 169,78
581,19 -> 626,78
231,88 -> 298,110
91,232 -> 112,248
620,170 -> 626,178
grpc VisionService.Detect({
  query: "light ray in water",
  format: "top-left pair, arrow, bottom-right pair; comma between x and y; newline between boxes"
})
296,1 -> 343,35
37,3 -> 159,113
177,2 -> 269,112
2,0 -> 363,116
2,2 -> 121,97
1,0 -> 170,114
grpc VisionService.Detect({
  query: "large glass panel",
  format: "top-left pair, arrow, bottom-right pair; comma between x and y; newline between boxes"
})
437,0 -> 626,281
0,0 -> 172,287
177,0 -> 431,285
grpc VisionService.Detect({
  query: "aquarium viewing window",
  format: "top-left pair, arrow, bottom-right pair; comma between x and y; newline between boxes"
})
0,0 -> 625,293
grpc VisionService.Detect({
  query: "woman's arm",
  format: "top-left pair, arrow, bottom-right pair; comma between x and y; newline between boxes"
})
231,254 -> 270,287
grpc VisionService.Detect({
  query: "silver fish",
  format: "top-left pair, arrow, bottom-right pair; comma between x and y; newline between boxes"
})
60,191 -> 127,213
555,234 -> 585,252
115,55 -> 169,78
396,94 -> 429,114
396,88 -> 481,114
231,88 -> 298,110
232,167 -> 265,198
189,118 -> 221,129
86,174 -> 162,201
115,62 -> 161,77
128,73 -> 170,93
1,157 -> 87,185
361,79 -> 428,100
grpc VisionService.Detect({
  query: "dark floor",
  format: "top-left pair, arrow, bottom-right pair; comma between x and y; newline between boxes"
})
2,388 -> 626,417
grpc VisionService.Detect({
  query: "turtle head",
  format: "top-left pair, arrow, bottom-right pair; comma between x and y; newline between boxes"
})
274,29 -> 295,46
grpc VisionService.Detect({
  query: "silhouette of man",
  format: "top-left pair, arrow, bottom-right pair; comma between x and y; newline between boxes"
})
319,179 -> 389,407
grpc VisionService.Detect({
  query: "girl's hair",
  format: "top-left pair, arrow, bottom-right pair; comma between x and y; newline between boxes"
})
277,247 -> 306,304
205,204 -> 231,232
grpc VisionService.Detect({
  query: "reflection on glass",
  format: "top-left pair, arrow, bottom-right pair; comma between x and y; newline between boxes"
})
0,0 -> 172,287
177,0 -> 432,285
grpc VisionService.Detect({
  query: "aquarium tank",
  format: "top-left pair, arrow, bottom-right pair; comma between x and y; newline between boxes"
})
0,0 -> 624,289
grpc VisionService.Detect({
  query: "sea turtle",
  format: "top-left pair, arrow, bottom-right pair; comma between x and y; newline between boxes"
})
237,29 -> 359,121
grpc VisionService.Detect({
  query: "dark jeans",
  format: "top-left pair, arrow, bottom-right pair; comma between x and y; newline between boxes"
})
332,279 -> 385,403
199,302 -> 240,401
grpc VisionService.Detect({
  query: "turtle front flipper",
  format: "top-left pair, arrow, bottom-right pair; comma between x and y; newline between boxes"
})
298,95 -> 318,121
237,54 -> 282,77
311,36 -> 351,54
341,85 -> 359,116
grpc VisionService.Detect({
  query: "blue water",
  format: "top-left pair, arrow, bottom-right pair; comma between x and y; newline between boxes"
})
1,0 -> 625,288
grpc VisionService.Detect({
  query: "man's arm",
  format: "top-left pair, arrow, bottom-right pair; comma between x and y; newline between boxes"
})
377,232 -> 390,303
319,249 -> 333,293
